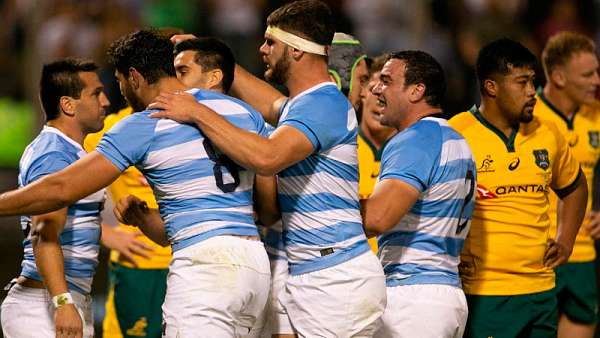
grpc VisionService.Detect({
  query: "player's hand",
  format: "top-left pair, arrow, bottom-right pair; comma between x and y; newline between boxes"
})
586,211 -> 600,239
543,238 -> 572,269
114,195 -> 150,228
54,303 -> 83,338
170,34 -> 197,44
100,226 -> 154,267
148,91 -> 205,124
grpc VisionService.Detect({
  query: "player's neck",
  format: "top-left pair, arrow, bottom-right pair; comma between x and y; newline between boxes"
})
46,119 -> 85,146
286,59 -> 331,98
396,104 -> 441,131
542,85 -> 578,119
479,101 -> 516,138
145,77 -> 188,107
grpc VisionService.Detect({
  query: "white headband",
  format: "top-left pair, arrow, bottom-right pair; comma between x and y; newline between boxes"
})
266,26 -> 327,56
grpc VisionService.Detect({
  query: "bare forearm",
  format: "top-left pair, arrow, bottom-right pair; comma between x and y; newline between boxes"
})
230,65 -> 285,125
192,111 -> 281,175
0,175 -> 71,216
254,174 -> 280,226
33,237 -> 68,296
557,177 -> 588,249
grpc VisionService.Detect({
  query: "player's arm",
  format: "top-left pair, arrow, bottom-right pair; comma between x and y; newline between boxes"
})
114,195 -> 169,247
0,151 -> 121,217
230,65 -> 287,126
169,34 -> 286,125
149,93 -> 313,176
361,178 -> 420,237
254,174 -> 280,227
587,159 -> 600,239
30,208 -> 83,337
100,223 -> 154,267
546,171 -> 588,268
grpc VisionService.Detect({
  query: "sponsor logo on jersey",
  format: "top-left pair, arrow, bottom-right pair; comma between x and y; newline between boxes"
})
508,157 -> 520,171
476,184 -> 497,199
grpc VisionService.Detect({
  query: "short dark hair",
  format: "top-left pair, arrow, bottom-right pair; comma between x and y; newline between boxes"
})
174,37 -> 236,93
266,0 -> 335,46
476,38 -> 538,93
542,31 -> 596,78
388,51 -> 446,107
40,58 -> 98,121
107,29 -> 176,84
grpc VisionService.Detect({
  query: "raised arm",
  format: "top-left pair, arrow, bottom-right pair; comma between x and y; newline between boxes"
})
230,65 -> 287,126
0,151 -> 122,217
149,93 -> 313,176
30,208 -> 83,337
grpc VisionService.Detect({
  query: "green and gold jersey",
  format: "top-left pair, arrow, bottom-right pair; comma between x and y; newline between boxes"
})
535,91 -> 600,262
85,107 -> 172,269
449,107 -> 581,295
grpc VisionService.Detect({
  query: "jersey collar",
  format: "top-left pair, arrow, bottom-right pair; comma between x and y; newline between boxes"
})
536,87 -> 578,130
469,106 -> 518,152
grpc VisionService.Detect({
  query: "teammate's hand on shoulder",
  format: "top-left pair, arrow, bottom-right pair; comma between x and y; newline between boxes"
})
54,303 -> 83,338
148,91 -> 205,124
586,210 -> 600,239
543,238 -> 572,269
170,34 -> 197,44
114,195 -> 150,227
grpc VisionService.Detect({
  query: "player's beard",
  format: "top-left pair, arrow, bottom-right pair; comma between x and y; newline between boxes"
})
122,82 -> 146,112
268,51 -> 290,85
518,99 -> 537,123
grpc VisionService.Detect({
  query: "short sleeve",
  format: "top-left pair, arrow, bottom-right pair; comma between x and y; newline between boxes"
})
279,90 -> 355,151
379,126 -> 440,192
95,113 -> 156,172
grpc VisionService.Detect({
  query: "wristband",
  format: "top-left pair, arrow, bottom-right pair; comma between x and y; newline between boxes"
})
52,292 -> 74,308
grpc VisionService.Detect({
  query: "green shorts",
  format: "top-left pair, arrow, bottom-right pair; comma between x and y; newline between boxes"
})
108,262 -> 168,338
465,289 -> 557,338
555,261 -> 598,324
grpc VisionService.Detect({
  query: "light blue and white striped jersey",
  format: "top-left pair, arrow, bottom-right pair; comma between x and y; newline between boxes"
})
96,89 -> 267,252
378,117 -> 476,288
19,126 -> 104,295
277,82 -> 369,275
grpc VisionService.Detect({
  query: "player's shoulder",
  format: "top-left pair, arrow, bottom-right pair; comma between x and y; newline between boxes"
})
190,88 -> 262,119
290,82 -> 349,110
448,109 -> 478,133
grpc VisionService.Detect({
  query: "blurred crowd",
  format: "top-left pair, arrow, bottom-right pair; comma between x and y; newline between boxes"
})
0,0 -> 599,132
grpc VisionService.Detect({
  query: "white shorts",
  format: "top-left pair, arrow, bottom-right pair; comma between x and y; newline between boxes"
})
1,284 -> 93,338
262,258 -> 294,336
376,284 -> 468,338
162,235 -> 271,338
280,251 -> 386,337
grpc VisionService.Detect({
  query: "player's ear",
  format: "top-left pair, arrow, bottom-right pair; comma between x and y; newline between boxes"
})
483,79 -> 497,97
410,83 -> 426,103
206,69 -> 224,91
59,96 -> 76,117
550,68 -> 567,88
129,67 -> 143,90
291,47 -> 304,61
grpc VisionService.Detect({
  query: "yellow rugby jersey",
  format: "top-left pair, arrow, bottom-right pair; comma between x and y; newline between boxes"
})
449,107 -> 581,295
84,107 -> 172,269
535,92 -> 600,262
357,130 -> 390,253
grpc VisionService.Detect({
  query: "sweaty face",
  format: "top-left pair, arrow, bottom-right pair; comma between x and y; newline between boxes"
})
73,72 -> 109,133
360,71 -> 393,134
494,66 -> 537,125
348,58 -> 369,111
372,59 -> 410,129
115,71 -> 145,112
561,52 -> 600,106
175,50 -> 208,88
260,33 -> 290,85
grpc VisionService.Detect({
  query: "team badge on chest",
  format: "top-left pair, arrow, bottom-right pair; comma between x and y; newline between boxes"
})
588,131 -> 599,148
533,149 -> 550,170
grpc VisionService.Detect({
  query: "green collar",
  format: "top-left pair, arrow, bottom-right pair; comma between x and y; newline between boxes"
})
469,106 -> 518,152
536,87 -> 578,130
358,128 -> 390,161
